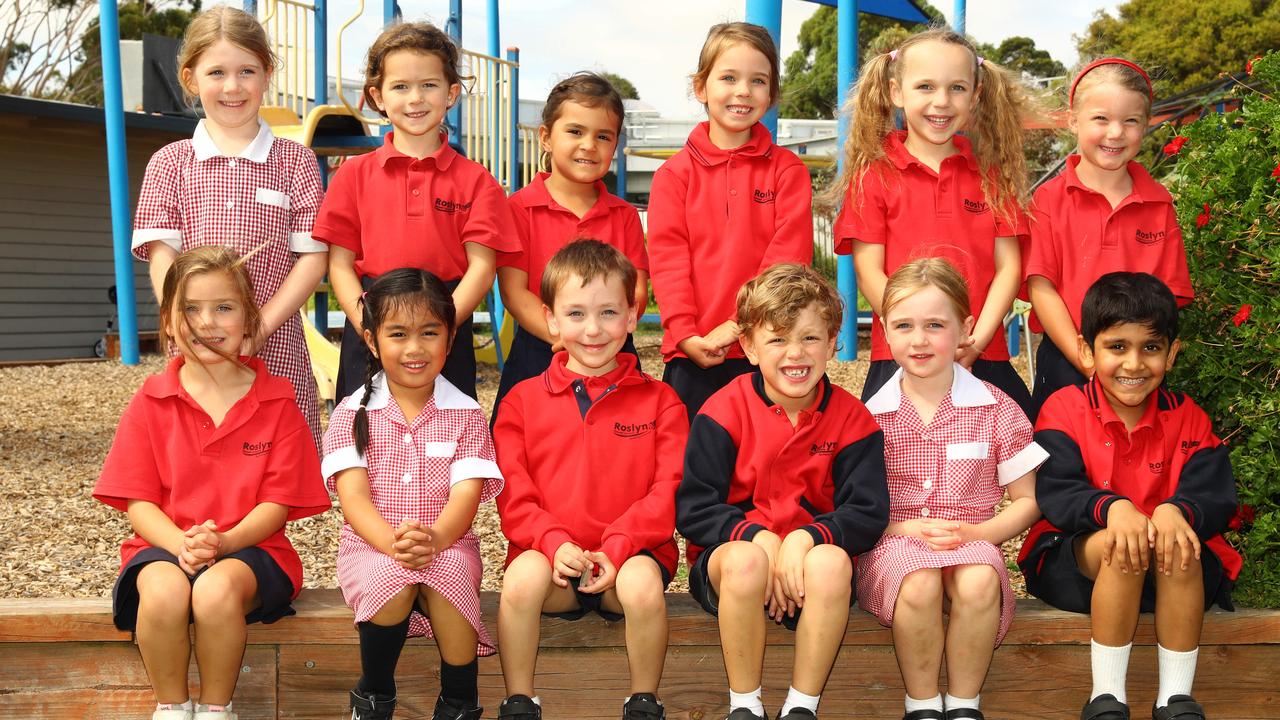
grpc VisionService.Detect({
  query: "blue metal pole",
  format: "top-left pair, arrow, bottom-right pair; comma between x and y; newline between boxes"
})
384,0 -> 399,24
446,0 -> 462,138
836,0 -> 859,360
507,47 -> 521,193
484,1 -> 505,370
101,0 -> 139,365
953,0 -> 966,34
615,130 -> 627,200
243,0 -> 257,14
313,0 -> 330,332
743,0 -> 781,139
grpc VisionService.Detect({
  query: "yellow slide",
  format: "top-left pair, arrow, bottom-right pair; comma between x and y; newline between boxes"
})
301,310 -> 340,405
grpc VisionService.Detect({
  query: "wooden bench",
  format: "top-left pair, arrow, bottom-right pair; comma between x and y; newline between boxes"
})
1,590 -> 1276,719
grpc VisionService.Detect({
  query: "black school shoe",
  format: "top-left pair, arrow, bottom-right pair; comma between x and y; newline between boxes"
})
1153,695 -> 1206,720
498,694 -> 542,720
727,708 -> 767,720
777,708 -> 818,719
432,695 -> 482,720
623,693 -> 666,720
1082,694 -> 1131,720
945,710 -> 985,719
350,689 -> 397,720
903,711 -> 945,720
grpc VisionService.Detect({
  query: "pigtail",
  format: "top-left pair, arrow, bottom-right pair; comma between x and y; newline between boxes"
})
352,296 -> 380,457
817,51 -> 898,215
970,58 -> 1031,224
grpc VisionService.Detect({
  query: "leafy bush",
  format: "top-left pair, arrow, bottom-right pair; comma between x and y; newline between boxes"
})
1164,51 -> 1280,607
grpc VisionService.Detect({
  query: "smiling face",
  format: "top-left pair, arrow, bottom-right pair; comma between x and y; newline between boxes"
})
741,302 -> 836,414
169,270 -> 248,366
1082,322 -> 1179,428
890,40 -> 978,155
1070,81 -> 1149,178
540,100 -> 619,186
368,49 -> 460,147
883,284 -> 974,383
545,272 -> 637,377
364,300 -> 451,399
694,42 -> 773,148
183,39 -> 270,134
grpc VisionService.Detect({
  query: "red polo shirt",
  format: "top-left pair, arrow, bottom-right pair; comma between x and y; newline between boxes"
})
93,357 -> 332,597
1026,155 -> 1193,331
675,373 -> 889,565
500,172 -> 648,295
647,122 -> 813,361
313,131 -> 519,280
1021,378 -> 1241,580
834,131 -> 1027,362
493,352 -> 689,575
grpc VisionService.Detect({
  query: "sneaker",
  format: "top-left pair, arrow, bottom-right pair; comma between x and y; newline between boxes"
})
432,695 -> 483,720
727,709 -> 767,720
151,704 -> 193,720
623,693 -> 666,720
1081,694 -> 1130,720
944,710 -> 985,719
777,708 -> 818,719
498,694 -> 542,720
350,688 -> 397,720
193,705 -> 237,720
1152,695 -> 1206,720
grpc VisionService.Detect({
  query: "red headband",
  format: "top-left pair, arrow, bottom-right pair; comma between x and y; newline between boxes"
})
1069,58 -> 1153,107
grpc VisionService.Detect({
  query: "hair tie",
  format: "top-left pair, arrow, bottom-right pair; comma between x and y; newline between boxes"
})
1069,57 -> 1153,108
977,56 -> 985,67
888,49 -> 898,62
360,291 -> 367,302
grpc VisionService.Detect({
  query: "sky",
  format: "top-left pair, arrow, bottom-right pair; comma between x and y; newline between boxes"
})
327,0 -> 1123,118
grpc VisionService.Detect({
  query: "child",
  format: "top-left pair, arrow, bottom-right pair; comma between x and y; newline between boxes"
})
94,246 -> 331,720
493,72 -> 649,414
859,258 -> 1048,720
676,263 -> 889,720
321,269 -> 504,720
648,22 -> 814,419
1025,59 -> 1193,418
132,6 -> 328,444
493,240 -> 688,720
1018,272 -> 1240,720
315,21 -> 519,402
826,29 -> 1033,418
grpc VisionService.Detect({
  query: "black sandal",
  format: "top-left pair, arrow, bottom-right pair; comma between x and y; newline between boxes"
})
1153,695 -> 1206,720
1082,694 -> 1131,720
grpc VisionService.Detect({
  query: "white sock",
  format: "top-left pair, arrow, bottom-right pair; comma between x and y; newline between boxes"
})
1090,639 -> 1132,704
944,693 -> 980,710
196,701 -> 233,713
729,687 -> 764,715
781,686 -> 820,715
530,696 -> 541,706
157,700 -> 192,711
1156,644 -> 1199,707
905,693 -> 944,713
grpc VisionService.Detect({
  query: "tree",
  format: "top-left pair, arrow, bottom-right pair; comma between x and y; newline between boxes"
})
975,36 -> 1066,80
1076,0 -> 1280,95
598,70 -> 639,100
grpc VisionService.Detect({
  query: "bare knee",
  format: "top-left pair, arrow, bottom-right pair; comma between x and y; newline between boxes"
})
501,551 -> 554,610
136,563 -> 192,622
802,544 -> 853,600
714,542 -> 770,599
896,569 -> 944,614
1158,545 -> 1203,585
616,558 -> 666,618
945,565 -> 1000,610
190,568 -> 250,622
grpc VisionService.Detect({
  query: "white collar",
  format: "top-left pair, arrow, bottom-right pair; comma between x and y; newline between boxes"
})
344,372 -> 480,413
864,363 -> 997,414
192,118 -> 274,162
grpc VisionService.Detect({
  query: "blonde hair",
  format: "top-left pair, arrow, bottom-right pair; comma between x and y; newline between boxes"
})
691,22 -> 781,109
736,263 -> 843,337
363,22 -> 472,117
159,245 -> 261,370
177,6 -> 277,105
1069,60 -> 1154,119
881,257 -> 971,322
821,27 -> 1029,224
540,239 -> 639,308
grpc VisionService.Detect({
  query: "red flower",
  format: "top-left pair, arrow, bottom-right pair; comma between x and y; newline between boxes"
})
1232,304 -> 1252,327
1163,136 -> 1189,155
1229,504 -> 1256,531
1247,55 -> 1263,74
1195,203 -> 1211,229
1272,162 -> 1280,180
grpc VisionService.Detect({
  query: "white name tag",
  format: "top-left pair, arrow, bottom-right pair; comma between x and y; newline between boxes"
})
946,442 -> 990,460
255,187 -> 291,210
423,442 -> 457,458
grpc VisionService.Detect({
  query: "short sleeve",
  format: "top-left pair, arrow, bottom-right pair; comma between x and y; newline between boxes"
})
258,408 -> 332,519
1161,205 -> 1194,304
622,205 -> 650,272
320,400 -> 364,493
451,409 -> 504,502
132,148 -> 184,260
460,173 -> 521,254
495,196 -> 530,270
993,393 -> 1048,485
311,160 -> 364,255
833,171 -> 889,254
1024,190 -> 1062,286
93,391 -> 163,511
287,145 -> 328,253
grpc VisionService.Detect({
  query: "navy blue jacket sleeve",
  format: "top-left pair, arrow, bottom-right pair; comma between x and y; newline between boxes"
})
1165,445 -> 1237,539
802,430 -> 889,556
676,415 -> 764,547
1034,428 -> 1125,533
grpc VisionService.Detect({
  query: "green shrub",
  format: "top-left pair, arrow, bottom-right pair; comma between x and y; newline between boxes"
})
1165,51 -> 1280,607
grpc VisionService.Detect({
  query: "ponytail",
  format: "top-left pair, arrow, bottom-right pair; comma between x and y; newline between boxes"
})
970,58 -> 1030,224
818,50 -> 898,214
352,295 -> 381,458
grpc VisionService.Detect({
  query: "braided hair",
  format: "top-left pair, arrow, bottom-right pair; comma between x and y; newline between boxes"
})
352,268 -> 457,456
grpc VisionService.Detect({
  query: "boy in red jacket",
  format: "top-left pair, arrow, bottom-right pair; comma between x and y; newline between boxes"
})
677,264 -> 889,720
493,239 -> 690,720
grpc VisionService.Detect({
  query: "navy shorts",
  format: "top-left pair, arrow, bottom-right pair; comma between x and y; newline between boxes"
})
1029,338 -> 1088,423
662,357 -> 755,420
1019,529 -> 1234,614
542,550 -> 671,623
687,543 -> 856,632
861,358 -> 1034,420
491,326 -> 640,421
112,546 -> 296,632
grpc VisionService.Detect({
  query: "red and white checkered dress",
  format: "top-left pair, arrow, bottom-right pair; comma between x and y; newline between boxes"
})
132,120 -> 326,445
321,374 -> 503,655
858,365 -> 1047,645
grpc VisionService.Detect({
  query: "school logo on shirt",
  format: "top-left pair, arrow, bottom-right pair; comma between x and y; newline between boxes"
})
810,441 -> 837,456
1148,461 -> 1165,474
1180,439 -> 1202,455
1135,228 -> 1167,245
963,198 -> 990,214
243,440 -> 273,456
613,420 -> 656,439
434,198 -> 473,214
753,188 -> 777,204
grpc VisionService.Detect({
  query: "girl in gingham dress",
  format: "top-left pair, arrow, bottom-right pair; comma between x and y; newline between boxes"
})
321,269 -> 502,720
858,259 -> 1048,720
132,7 -> 326,445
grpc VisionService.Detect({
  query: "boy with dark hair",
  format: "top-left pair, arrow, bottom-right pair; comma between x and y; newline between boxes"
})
677,263 -> 889,720
1018,272 -> 1241,720
493,239 -> 689,720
